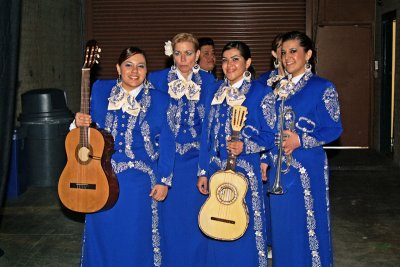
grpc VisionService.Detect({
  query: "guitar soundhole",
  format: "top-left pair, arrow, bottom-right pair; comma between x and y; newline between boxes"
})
216,183 -> 238,205
76,144 -> 93,165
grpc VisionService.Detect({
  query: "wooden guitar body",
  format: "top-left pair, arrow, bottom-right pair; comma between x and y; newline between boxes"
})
199,170 -> 249,240
58,127 -> 119,213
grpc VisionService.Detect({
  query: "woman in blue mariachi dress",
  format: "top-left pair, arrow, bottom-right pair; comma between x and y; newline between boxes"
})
148,33 -> 215,267
197,41 -> 276,267
75,47 -> 174,266
264,31 -> 343,266
257,33 -> 285,253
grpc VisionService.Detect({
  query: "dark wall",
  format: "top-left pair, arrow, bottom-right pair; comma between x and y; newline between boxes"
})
0,0 -> 21,205
17,0 -> 83,116
309,0 -> 375,148
375,0 -> 400,167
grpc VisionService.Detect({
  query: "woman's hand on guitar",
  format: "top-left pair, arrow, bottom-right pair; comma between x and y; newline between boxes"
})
197,176 -> 209,195
227,137 -> 243,156
261,163 -> 268,182
75,112 -> 92,127
149,184 -> 168,201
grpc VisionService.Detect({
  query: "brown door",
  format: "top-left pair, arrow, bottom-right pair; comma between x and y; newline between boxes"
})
316,25 -> 372,147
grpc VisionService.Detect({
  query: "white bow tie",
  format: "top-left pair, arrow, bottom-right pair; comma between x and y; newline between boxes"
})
211,86 -> 246,106
108,90 -> 141,116
168,79 -> 201,101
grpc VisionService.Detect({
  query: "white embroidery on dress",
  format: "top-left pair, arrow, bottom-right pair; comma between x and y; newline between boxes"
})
296,116 -> 316,133
166,67 -> 203,143
324,154 -> 331,233
197,104 -> 205,120
302,133 -> 325,148
141,121 -> 159,161
176,141 -> 200,155
236,159 -> 267,267
260,92 -> 276,129
322,86 -> 341,122
161,174 -> 173,186
290,158 -> 322,267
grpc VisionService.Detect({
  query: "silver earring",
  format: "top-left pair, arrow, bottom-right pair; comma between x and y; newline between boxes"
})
274,59 -> 280,69
243,70 -> 251,82
305,61 -> 312,73
117,74 -> 122,84
192,63 -> 200,74
171,61 -> 176,72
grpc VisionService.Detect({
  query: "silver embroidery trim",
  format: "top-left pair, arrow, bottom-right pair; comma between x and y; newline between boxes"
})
284,71 -> 313,101
176,141 -> 200,155
290,158 -> 322,267
197,104 -> 205,120
161,174 -> 173,186
322,86 -> 341,122
296,116 -> 316,133
167,68 -> 203,140
105,82 -> 153,160
125,115 -> 138,159
324,155 -> 331,233
141,121 -> 159,161
261,92 -> 277,129
302,133 -> 325,149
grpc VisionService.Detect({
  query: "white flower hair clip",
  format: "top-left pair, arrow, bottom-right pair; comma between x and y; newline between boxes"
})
164,41 -> 173,57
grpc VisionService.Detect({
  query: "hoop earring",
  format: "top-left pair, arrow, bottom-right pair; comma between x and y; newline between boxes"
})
192,63 -> 200,74
171,63 -> 177,72
274,59 -> 280,69
243,70 -> 251,82
305,61 -> 312,74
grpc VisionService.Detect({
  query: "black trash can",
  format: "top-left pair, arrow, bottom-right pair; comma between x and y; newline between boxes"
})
19,88 -> 73,187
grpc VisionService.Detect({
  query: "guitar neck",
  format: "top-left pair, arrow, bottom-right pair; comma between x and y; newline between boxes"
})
80,68 -> 91,147
225,130 -> 240,171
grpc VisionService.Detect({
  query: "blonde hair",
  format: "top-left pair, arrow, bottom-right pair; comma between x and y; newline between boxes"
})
172,33 -> 199,51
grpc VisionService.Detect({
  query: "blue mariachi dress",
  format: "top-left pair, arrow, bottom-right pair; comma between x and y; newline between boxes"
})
80,80 -> 174,267
198,78 -> 276,267
147,68 -> 215,267
258,69 -> 276,86
257,69 -> 282,248
263,71 -> 343,266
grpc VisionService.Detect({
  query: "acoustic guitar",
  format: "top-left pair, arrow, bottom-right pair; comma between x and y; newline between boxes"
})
198,105 -> 249,241
58,40 -> 119,213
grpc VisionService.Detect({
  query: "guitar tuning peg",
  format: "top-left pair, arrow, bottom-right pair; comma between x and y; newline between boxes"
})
96,54 -> 100,58
97,48 -> 102,53
95,60 -> 99,64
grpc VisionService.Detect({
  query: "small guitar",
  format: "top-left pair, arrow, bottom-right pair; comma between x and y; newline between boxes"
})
198,106 -> 249,241
58,40 -> 119,213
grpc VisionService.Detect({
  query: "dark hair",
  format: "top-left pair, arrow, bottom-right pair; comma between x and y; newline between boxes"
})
198,37 -> 215,48
281,31 -> 317,73
271,33 -> 285,52
221,41 -> 255,79
117,47 -> 147,66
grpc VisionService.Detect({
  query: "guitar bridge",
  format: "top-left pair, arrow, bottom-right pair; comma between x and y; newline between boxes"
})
211,216 -> 235,224
70,183 -> 96,190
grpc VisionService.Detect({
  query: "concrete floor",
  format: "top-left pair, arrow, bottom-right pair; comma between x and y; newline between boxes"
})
0,149 -> 399,266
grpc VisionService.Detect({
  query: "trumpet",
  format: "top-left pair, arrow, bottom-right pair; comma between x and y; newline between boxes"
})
269,96 -> 295,195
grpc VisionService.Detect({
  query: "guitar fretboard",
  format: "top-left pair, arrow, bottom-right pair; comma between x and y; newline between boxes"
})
226,130 -> 240,171
80,68 -> 91,148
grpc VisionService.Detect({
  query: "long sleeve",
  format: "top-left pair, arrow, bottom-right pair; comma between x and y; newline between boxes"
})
156,114 -> 175,186
299,82 -> 343,149
242,87 -> 276,155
